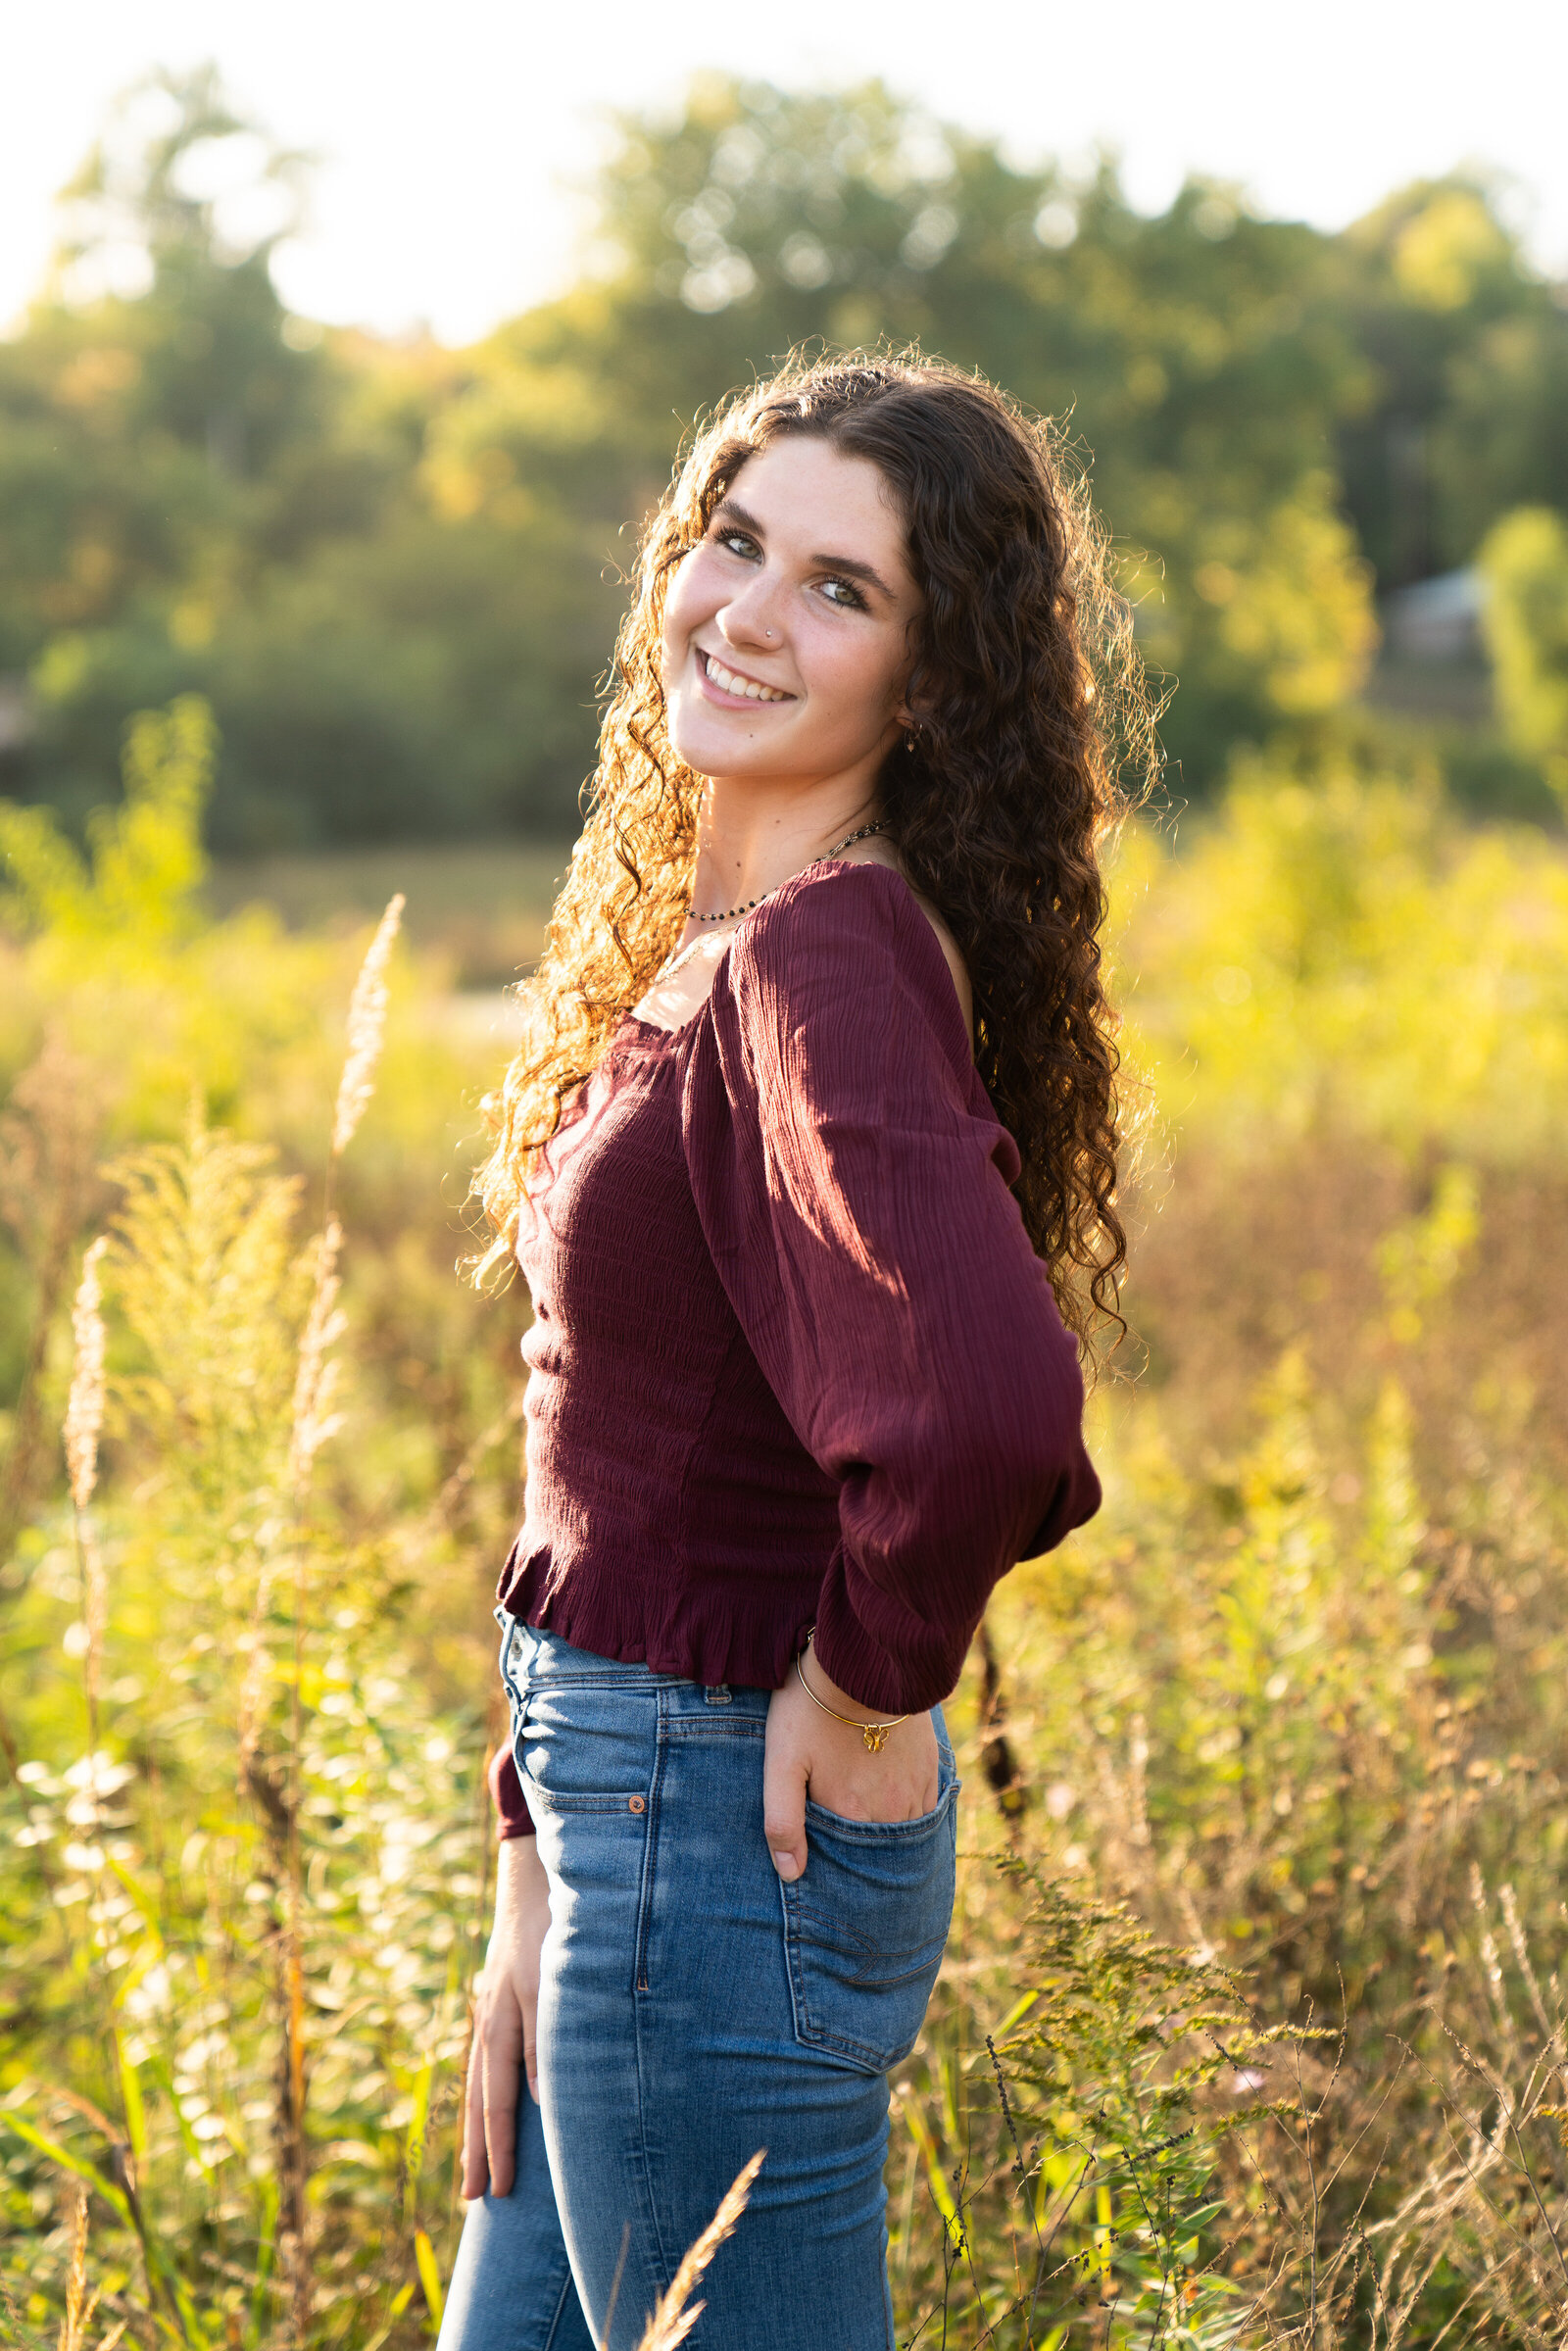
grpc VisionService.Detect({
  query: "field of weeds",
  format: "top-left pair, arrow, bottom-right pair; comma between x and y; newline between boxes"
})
2,703 -> 1567,2348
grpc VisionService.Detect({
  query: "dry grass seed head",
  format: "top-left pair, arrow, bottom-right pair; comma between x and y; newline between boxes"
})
632,2151 -> 764,2351
55,2182 -> 99,2351
63,1237 -> 109,1513
332,894 -> 404,1157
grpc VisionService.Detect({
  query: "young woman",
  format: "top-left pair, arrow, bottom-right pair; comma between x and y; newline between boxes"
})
441,355 -> 1150,2351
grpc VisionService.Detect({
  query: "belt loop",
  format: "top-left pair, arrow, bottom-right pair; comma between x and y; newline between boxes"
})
704,1684 -> 732,1706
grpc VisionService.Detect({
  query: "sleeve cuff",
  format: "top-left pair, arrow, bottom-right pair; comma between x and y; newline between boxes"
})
487,1741 -> 536,1841
809,1562 -> 974,1716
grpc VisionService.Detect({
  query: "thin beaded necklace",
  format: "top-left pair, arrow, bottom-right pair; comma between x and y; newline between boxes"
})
689,818 -> 887,924
653,819 -> 888,993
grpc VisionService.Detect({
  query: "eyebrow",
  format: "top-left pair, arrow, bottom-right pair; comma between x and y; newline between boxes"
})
712,497 -> 899,604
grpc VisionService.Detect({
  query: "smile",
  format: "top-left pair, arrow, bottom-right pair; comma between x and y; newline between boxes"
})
699,649 -> 794,704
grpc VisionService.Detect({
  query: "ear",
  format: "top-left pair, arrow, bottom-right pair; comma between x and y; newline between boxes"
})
893,654 -> 934,738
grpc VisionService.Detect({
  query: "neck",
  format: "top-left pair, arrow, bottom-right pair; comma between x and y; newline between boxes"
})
692,774 -> 882,919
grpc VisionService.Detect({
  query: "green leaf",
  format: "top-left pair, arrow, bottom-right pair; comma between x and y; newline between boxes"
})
414,2229 -> 445,2330
0,2112 -> 137,2233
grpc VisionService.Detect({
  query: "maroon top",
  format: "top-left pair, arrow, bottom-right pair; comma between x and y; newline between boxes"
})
489,860 -> 1100,1837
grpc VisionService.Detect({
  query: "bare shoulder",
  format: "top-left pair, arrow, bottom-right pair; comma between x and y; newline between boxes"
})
838,845 -> 974,1047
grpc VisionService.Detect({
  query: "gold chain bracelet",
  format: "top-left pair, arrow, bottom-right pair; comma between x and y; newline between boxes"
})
795,1634 -> 909,1754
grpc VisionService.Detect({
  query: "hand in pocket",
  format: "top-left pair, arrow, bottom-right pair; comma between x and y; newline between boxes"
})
762,1643 -> 941,1881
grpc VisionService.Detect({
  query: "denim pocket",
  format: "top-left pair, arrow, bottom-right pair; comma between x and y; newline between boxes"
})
781,1755 -> 958,2075
514,1679 -> 659,1817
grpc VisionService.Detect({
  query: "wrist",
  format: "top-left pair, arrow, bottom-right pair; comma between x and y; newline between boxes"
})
492,1834 -> 548,1933
801,1639 -> 877,1720
799,1636 -> 912,1751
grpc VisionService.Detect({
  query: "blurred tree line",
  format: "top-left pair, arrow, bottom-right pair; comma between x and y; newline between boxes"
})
2,67 -> 1566,849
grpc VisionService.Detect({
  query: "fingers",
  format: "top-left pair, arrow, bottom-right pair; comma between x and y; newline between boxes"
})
480,1985 -> 524,2199
523,1977 -> 540,2107
461,2037 -> 490,2202
461,1967 -> 538,2200
763,1739 -> 809,1883
465,1839 -> 551,2198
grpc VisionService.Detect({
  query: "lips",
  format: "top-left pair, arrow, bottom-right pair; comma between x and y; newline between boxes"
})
699,649 -> 794,705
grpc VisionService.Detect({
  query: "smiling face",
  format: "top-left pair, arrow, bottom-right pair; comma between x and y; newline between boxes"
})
661,435 -> 922,795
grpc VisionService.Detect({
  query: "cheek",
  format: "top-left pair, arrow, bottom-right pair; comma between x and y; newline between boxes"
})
804,626 -> 906,735
662,554 -> 714,654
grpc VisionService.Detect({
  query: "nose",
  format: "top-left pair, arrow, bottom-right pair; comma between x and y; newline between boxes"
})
718,566 -> 786,653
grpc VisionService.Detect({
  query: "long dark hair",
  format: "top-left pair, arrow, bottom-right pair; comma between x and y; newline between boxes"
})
475,352 -> 1158,1345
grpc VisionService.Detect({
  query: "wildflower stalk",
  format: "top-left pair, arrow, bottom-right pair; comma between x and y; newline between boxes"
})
0,1033 -> 104,1558
63,1236 -> 108,1755
330,893 -> 404,1170
59,1235 -> 167,2336
57,2181 -> 98,2351
274,894 -> 402,2347
288,1221 -> 345,1503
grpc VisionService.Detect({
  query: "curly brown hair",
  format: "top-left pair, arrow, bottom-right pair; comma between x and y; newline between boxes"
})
473,351 -> 1158,1344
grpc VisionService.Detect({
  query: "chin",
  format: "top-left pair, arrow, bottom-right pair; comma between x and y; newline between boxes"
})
664,713 -> 714,773
669,711 -> 764,776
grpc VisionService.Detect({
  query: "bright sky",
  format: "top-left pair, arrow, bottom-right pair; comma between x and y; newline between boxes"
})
5,0 -> 1566,344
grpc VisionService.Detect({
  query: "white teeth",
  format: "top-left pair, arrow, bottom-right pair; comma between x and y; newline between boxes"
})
704,653 -> 788,703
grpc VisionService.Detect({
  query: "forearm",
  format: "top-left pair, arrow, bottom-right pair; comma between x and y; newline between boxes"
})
489,1831 -> 550,1959
465,1828 -> 552,2193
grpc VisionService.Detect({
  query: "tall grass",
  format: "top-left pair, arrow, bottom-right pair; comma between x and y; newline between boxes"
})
2,705 -> 1567,2346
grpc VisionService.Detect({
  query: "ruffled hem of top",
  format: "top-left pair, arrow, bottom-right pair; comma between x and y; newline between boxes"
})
498,1540 -> 819,1697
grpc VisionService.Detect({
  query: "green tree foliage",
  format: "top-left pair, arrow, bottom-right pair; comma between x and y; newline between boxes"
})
0,694 -> 215,944
2,73 -> 1565,842
0,71 -> 419,843
1335,178 -> 1568,586
1478,505 -> 1568,804
0,69 -> 343,673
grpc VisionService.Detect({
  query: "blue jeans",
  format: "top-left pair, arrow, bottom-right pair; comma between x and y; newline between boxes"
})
438,1622 -> 958,2351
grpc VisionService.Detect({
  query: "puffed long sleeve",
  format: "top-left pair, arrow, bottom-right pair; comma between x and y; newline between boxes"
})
488,1739 -> 535,1841
681,863 -> 1100,1715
